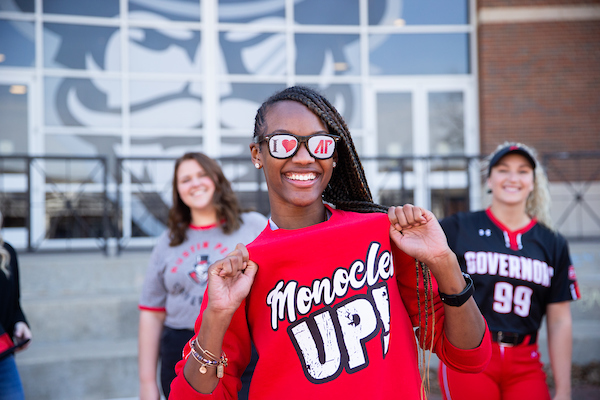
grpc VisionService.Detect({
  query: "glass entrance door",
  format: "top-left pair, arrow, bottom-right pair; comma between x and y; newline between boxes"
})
366,79 -> 480,216
0,79 -> 33,248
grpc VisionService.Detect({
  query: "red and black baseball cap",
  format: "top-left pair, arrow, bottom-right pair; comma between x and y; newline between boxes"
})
488,145 -> 536,176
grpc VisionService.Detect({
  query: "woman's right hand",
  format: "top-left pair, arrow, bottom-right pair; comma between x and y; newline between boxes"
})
206,243 -> 258,316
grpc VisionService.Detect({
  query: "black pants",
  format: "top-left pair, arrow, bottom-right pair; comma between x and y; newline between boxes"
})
160,326 -> 257,400
160,327 -> 194,399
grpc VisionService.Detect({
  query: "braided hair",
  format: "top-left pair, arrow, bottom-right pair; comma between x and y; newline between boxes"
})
254,86 -> 435,393
253,86 -> 388,214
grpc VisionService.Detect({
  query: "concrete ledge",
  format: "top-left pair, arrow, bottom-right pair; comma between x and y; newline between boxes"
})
21,294 -> 140,343
17,339 -> 139,400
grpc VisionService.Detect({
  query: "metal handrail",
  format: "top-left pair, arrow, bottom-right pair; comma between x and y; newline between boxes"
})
1,151 -> 598,252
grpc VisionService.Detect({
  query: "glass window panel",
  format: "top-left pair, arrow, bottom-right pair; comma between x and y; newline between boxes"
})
219,83 -> 286,130
369,0 -> 468,26
428,92 -> 464,155
369,33 -> 469,75
432,188 -> 469,220
295,0 -> 358,25
218,0 -> 285,23
295,34 -> 360,75
44,0 -> 119,17
220,136 -> 267,213
129,80 -> 203,129
0,156 -> 27,229
304,84 -> 362,130
44,23 -> 120,70
45,134 -> 121,165
220,31 -> 286,75
377,92 -> 412,157
128,28 -> 201,73
45,77 -> 122,128
129,0 -> 200,22
0,20 -> 34,67
222,137 -> 254,161
130,136 -> 202,157
380,189 -> 414,209
0,0 -> 34,12
0,84 -> 28,155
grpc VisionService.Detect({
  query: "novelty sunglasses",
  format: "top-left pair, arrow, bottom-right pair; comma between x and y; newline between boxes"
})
254,132 -> 340,160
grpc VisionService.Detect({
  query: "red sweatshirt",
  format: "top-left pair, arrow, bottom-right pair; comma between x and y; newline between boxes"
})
170,207 -> 491,399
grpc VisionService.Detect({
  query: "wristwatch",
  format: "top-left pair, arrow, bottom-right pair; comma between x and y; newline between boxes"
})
438,272 -> 474,307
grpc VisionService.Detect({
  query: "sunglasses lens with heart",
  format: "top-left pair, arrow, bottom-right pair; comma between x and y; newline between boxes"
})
268,134 -> 298,158
308,135 -> 336,159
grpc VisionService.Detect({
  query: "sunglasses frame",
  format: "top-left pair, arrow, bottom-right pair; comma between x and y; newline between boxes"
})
254,132 -> 341,160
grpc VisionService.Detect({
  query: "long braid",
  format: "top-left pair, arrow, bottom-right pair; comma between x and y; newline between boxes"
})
254,88 -> 434,386
253,86 -> 387,213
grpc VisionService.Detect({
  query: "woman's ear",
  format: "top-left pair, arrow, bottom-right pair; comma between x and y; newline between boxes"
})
250,142 -> 262,169
486,177 -> 492,194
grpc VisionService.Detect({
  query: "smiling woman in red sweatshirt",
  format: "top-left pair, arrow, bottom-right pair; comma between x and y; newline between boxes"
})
168,86 -> 492,400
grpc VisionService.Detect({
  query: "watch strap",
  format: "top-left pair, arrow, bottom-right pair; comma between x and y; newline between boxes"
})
438,272 -> 474,307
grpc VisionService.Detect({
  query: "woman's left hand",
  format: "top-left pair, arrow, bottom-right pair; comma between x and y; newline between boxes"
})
388,204 -> 453,267
13,322 -> 32,352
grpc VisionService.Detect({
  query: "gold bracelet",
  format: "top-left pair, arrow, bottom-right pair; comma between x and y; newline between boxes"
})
188,337 -> 229,378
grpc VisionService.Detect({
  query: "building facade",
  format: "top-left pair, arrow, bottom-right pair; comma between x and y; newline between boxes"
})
1,0 -> 598,249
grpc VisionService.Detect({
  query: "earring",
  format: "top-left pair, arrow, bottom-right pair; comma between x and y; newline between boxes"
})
255,163 -> 260,169
333,161 -> 337,168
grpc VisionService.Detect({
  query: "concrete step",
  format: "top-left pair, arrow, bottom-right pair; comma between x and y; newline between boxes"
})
19,250 -> 151,297
16,339 -> 139,400
21,293 -> 140,343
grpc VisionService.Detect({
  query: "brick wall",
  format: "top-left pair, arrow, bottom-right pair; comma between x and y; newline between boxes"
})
480,0 -> 600,8
477,2 -> 600,180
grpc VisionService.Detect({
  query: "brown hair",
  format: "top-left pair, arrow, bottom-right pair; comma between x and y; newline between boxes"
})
167,152 -> 243,246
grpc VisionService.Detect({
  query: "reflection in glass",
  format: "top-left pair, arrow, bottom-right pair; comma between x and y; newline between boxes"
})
295,34 -> 360,75
44,23 -> 120,70
369,0 -> 468,25
128,28 -> 201,73
220,31 -> 286,75
0,21 -> 34,67
130,80 -> 203,129
130,136 -> 202,158
377,92 -> 412,157
295,0 -> 358,25
45,77 -> 122,128
221,136 -> 268,214
44,0 -> 119,17
380,189 -> 414,209
46,134 -> 120,158
129,0 -> 200,21
370,33 -> 469,75
126,137 -> 203,237
0,0 -> 33,12
0,156 -> 27,228
218,0 -> 284,23
219,83 -> 286,130
429,92 -> 464,155
0,84 -> 28,155
432,188 -> 469,220
304,84 -> 362,129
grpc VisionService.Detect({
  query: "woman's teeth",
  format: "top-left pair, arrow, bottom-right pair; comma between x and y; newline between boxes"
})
287,173 -> 316,181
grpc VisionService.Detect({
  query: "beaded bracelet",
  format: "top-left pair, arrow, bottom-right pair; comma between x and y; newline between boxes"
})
187,338 -> 229,378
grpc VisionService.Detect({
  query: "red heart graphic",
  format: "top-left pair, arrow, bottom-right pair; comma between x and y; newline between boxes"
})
282,139 -> 297,152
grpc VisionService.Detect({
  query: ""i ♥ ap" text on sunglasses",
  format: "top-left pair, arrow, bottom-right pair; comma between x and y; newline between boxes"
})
254,132 -> 340,160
